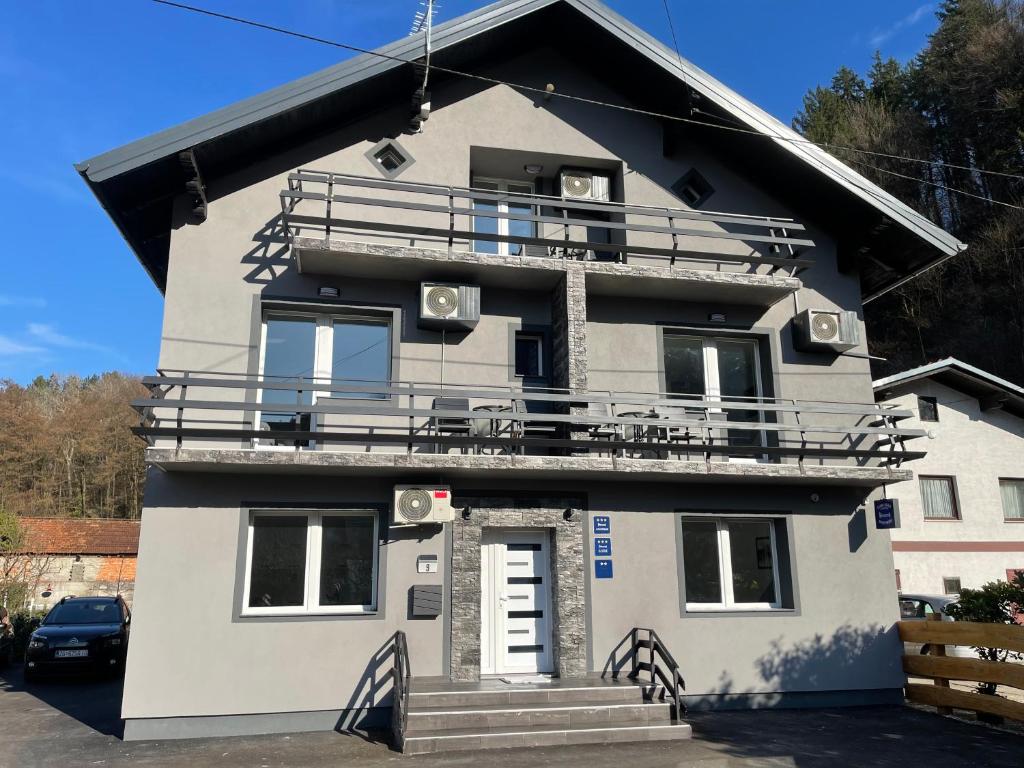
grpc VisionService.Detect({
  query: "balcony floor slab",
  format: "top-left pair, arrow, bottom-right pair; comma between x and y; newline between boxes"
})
293,238 -> 801,307
146,447 -> 911,488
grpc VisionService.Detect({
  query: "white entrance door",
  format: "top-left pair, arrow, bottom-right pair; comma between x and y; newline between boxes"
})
480,530 -> 553,676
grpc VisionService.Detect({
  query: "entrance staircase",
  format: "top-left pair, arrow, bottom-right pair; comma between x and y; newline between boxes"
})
400,678 -> 691,754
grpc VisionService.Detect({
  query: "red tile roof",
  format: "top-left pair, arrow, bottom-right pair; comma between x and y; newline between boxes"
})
18,517 -> 140,555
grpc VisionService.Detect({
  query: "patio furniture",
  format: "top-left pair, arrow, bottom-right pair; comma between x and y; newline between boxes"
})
431,397 -> 471,454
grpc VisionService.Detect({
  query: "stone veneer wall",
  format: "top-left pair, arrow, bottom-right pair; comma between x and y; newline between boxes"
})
449,496 -> 587,681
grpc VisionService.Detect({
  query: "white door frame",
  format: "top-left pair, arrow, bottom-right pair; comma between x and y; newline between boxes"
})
480,529 -> 554,676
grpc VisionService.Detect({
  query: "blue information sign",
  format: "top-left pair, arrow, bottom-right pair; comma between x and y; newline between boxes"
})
874,499 -> 900,529
595,559 -> 614,579
593,516 -> 611,534
594,537 -> 612,557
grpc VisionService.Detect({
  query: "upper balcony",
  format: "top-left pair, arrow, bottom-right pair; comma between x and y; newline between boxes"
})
133,372 -> 923,487
280,171 -> 812,308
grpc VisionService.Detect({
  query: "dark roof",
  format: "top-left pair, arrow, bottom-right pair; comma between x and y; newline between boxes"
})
874,358 -> 1024,418
18,518 -> 141,556
76,0 -> 964,296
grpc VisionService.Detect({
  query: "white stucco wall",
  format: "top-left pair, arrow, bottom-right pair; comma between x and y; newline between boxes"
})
878,379 -> 1024,594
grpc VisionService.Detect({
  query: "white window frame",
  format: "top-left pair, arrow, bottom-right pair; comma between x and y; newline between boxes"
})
667,334 -> 767,462
514,332 -> 545,378
255,311 -> 392,450
682,517 -> 782,612
472,177 -> 536,257
241,509 -> 380,617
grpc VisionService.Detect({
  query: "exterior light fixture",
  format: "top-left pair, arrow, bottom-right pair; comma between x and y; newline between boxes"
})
708,312 -> 727,323
461,507 -> 472,520
563,508 -> 574,521
544,83 -> 555,100
524,164 -> 544,175
319,286 -> 340,298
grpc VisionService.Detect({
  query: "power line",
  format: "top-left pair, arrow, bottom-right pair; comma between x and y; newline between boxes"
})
849,157 -> 1023,211
661,0 -> 683,67
149,0 -> 1024,206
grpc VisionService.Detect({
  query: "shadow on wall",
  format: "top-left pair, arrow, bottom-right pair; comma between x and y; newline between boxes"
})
692,623 -> 901,710
333,633 -> 396,744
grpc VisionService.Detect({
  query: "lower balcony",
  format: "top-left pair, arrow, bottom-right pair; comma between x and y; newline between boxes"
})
133,372 -> 925,487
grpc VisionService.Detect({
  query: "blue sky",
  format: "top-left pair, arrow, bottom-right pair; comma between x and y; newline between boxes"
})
0,1 -> 940,384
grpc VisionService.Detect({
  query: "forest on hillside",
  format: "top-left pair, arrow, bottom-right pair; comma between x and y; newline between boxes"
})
0,374 -> 147,519
793,0 -> 1024,383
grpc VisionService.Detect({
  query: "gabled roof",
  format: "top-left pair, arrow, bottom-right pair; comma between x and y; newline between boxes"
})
76,0 -> 964,296
18,517 -> 141,556
873,358 -> 1024,418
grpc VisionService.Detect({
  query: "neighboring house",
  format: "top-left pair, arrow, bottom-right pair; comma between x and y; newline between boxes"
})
18,517 -> 140,609
76,0 -> 962,746
874,359 -> 1024,596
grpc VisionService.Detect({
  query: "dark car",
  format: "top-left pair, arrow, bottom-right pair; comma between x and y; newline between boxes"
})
24,596 -> 130,681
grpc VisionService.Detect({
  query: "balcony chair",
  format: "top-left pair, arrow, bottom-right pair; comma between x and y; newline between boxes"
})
513,398 -> 559,454
431,397 -> 472,454
585,401 -> 620,456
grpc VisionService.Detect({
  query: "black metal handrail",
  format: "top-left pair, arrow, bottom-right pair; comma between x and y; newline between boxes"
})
391,630 -> 411,749
131,371 -> 927,465
280,170 -> 815,272
630,627 -> 685,718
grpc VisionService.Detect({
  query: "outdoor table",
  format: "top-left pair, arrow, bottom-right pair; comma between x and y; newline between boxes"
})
618,408 -> 670,458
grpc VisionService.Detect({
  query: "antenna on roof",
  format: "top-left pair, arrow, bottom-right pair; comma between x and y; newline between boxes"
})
409,0 -> 437,132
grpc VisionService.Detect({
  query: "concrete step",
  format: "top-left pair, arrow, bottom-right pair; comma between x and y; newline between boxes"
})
406,699 -> 674,733
402,720 -> 693,754
408,682 -> 650,709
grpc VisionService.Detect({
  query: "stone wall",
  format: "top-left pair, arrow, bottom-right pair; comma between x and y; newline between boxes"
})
449,496 -> 587,681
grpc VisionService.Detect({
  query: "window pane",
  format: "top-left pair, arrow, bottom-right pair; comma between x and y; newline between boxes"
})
262,317 -> 316,444
664,336 -> 706,397
921,477 -> 958,519
918,396 -> 939,422
320,515 -> 376,607
717,340 -> 763,449
249,516 -> 307,608
331,320 -> 390,398
943,577 -> 961,595
1001,480 -> 1024,520
515,335 -> 542,378
472,181 -> 500,254
727,521 -> 776,604
681,520 -> 722,603
507,201 -> 534,257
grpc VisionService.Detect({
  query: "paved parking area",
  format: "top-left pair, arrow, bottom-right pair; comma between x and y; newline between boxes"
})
2,663 -> 1023,768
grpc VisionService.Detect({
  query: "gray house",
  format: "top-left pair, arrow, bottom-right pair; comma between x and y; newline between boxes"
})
77,0 -> 962,752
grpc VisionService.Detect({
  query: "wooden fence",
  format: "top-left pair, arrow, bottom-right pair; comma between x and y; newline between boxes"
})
899,615 -> 1024,721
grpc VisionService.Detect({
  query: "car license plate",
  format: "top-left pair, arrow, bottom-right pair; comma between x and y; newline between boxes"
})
55,649 -> 88,658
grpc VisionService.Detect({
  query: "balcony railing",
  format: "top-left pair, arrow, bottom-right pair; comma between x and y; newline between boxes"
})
280,171 -> 815,273
133,372 -> 925,468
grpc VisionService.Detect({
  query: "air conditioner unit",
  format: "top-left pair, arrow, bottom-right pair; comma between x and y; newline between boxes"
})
419,283 -> 480,331
559,168 -> 611,202
793,309 -> 859,353
393,485 -> 455,525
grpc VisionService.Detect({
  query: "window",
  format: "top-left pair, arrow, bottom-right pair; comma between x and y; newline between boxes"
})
917,395 -> 939,422
942,577 -> 962,595
663,333 -> 766,457
1000,479 -> 1024,520
680,517 -> 781,610
514,332 -> 544,378
365,138 -> 414,178
920,476 -> 960,520
472,178 -> 536,256
258,312 -> 392,447
895,569 -> 901,592
671,168 -> 714,208
243,511 -> 379,615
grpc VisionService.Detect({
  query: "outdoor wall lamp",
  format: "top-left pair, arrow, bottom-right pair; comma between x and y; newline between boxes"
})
461,507 -> 472,520
563,508 -> 574,521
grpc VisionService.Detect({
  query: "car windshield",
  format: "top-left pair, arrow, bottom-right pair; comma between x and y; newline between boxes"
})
44,601 -> 121,625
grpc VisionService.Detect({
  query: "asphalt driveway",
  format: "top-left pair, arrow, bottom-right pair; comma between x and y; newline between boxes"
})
2,662 -> 1022,768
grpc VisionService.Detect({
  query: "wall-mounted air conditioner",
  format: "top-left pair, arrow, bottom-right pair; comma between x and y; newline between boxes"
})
559,168 -> 611,202
393,485 -> 455,524
793,309 -> 859,353
418,282 -> 480,331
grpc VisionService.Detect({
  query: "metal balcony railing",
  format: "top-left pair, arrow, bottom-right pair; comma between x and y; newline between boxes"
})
132,372 -> 926,467
280,171 -> 815,273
